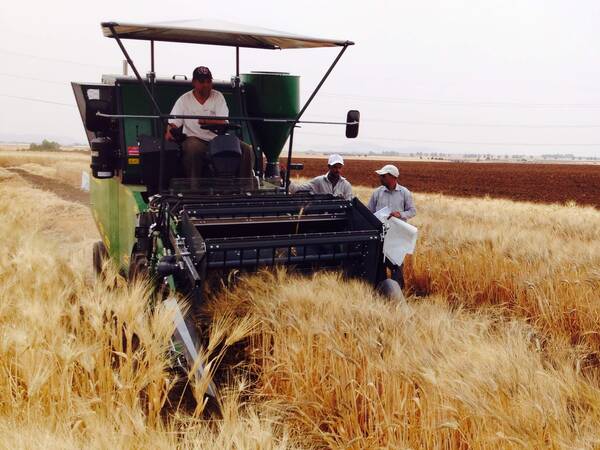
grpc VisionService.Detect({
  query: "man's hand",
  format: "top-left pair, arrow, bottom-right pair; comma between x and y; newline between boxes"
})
165,124 -> 176,141
279,164 -> 287,186
389,211 -> 402,219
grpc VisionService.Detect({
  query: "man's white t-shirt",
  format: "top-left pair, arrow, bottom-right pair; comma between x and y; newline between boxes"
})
169,90 -> 229,142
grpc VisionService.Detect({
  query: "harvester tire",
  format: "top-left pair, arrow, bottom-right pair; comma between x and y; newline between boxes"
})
129,253 -> 149,282
92,241 -> 108,277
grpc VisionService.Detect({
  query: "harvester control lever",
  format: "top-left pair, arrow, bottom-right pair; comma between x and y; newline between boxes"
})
169,126 -> 187,144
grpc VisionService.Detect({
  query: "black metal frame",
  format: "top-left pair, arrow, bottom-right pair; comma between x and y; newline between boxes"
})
164,194 -> 384,298
105,24 -> 352,193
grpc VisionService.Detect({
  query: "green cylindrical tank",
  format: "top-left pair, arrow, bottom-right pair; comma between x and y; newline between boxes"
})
240,72 -> 299,178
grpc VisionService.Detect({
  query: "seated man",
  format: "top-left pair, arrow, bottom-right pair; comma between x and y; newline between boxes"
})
288,154 -> 353,200
165,66 -> 254,178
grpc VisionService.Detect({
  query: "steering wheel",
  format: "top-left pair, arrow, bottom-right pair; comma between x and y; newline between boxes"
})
200,123 -> 241,135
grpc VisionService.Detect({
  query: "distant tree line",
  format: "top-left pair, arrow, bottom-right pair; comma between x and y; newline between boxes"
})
29,139 -> 61,151
304,149 -> 600,161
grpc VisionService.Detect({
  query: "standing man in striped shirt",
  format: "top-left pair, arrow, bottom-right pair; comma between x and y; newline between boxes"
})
367,164 -> 416,288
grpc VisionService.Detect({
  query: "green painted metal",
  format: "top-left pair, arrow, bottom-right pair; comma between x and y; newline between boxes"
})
90,177 -> 118,257
117,80 -> 245,183
89,79 -> 254,273
90,176 -> 147,272
119,82 -> 190,183
240,72 -> 299,164
88,75 -> 300,270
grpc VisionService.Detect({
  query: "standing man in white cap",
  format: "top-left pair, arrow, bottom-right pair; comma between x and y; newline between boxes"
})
367,164 -> 416,287
288,154 -> 353,200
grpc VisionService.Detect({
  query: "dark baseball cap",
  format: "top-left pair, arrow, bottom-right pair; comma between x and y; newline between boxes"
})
192,66 -> 212,81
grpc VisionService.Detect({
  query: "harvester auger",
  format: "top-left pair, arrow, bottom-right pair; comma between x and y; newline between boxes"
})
73,20 -> 398,407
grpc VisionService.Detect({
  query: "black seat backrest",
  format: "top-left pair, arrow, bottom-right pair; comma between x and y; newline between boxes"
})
207,135 -> 242,177
138,135 -> 181,190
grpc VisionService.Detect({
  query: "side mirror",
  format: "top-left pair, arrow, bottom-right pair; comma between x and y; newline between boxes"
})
345,110 -> 360,138
85,99 -> 113,133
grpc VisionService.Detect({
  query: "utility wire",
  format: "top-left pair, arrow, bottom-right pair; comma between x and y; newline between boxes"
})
5,68 -> 596,123
299,130 -> 600,147
2,48 -> 598,109
3,74 -> 597,128
0,93 -> 75,107
2,94 -> 598,146
308,114 -> 600,129
315,92 -> 600,109
0,48 -> 116,70
0,72 -> 68,85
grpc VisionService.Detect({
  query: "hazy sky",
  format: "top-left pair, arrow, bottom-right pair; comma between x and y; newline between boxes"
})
1,0 -> 600,156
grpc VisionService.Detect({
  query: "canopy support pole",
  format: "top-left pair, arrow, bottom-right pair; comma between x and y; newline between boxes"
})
107,25 -> 166,191
107,25 -> 161,115
284,128 -> 295,194
151,40 -> 155,73
285,43 -> 349,191
296,44 -> 348,121
150,40 -> 159,136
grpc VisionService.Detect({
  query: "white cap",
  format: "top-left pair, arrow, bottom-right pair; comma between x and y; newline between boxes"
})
327,154 -> 344,166
375,164 -> 399,177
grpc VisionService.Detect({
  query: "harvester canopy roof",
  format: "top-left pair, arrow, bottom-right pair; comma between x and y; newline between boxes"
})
101,19 -> 353,49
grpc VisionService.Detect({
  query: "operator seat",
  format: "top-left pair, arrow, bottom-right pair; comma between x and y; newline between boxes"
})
170,124 -> 245,177
207,134 -> 242,177
138,123 -> 256,193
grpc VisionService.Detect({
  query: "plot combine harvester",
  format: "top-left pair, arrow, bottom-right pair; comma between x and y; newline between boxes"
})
73,20 -> 398,402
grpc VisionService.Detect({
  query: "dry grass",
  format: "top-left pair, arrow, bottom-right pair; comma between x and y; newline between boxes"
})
214,271 -> 600,448
0,169 -> 289,448
402,193 -> 600,366
0,148 -> 89,188
2,152 -> 600,448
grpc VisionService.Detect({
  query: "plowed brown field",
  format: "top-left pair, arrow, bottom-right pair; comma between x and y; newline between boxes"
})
288,157 -> 600,207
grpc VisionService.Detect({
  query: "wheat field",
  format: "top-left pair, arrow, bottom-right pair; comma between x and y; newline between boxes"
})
1,150 -> 600,448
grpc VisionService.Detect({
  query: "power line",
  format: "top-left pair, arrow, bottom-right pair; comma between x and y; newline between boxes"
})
315,92 -> 600,109
0,48 -> 116,70
374,119 -> 600,129
1,94 -> 598,147
3,47 -> 598,109
299,131 -> 600,147
2,73 -> 598,128
307,114 -> 600,129
4,70 -> 598,127
0,94 -> 75,107
0,73 -> 68,85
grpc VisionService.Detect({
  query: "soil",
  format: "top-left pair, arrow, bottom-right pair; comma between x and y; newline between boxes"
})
7,154 -> 599,209
6,167 -> 90,205
286,158 -> 600,208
